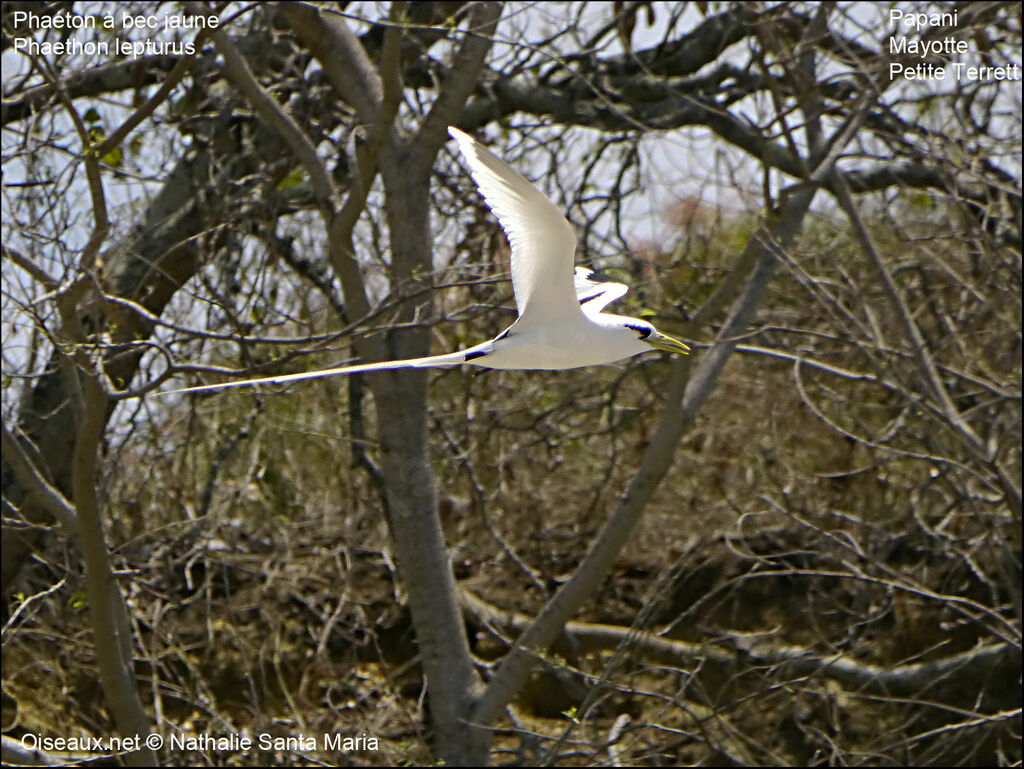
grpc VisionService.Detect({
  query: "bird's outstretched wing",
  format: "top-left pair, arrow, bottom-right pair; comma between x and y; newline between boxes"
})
448,127 -> 582,327
573,266 -> 629,314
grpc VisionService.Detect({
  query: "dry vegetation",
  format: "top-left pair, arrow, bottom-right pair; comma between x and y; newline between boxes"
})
5,199 -> 1019,765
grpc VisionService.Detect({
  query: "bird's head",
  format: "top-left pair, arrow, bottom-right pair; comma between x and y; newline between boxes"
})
625,321 -> 691,355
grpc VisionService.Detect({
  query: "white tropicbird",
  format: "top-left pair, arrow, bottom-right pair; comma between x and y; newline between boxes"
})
162,127 -> 689,395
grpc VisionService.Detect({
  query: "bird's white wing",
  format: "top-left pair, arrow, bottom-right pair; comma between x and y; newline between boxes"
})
574,266 -> 630,314
448,127 -> 582,325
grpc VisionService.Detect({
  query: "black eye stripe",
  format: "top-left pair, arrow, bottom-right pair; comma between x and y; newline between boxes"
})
625,323 -> 651,339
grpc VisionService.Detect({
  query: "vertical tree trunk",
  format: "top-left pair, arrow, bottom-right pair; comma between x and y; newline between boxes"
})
368,145 -> 488,764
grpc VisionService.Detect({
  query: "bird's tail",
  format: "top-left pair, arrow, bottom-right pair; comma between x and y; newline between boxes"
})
158,345 -> 485,397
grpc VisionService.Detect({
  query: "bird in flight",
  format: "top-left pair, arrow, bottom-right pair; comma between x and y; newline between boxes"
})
162,126 -> 689,395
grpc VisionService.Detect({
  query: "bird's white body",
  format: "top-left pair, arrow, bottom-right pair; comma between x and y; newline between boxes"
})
161,127 -> 688,396
475,310 -> 656,370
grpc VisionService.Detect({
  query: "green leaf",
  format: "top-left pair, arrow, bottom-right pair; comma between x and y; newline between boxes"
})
102,145 -> 123,168
87,125 -> 107,147
277,167 -> 306,189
